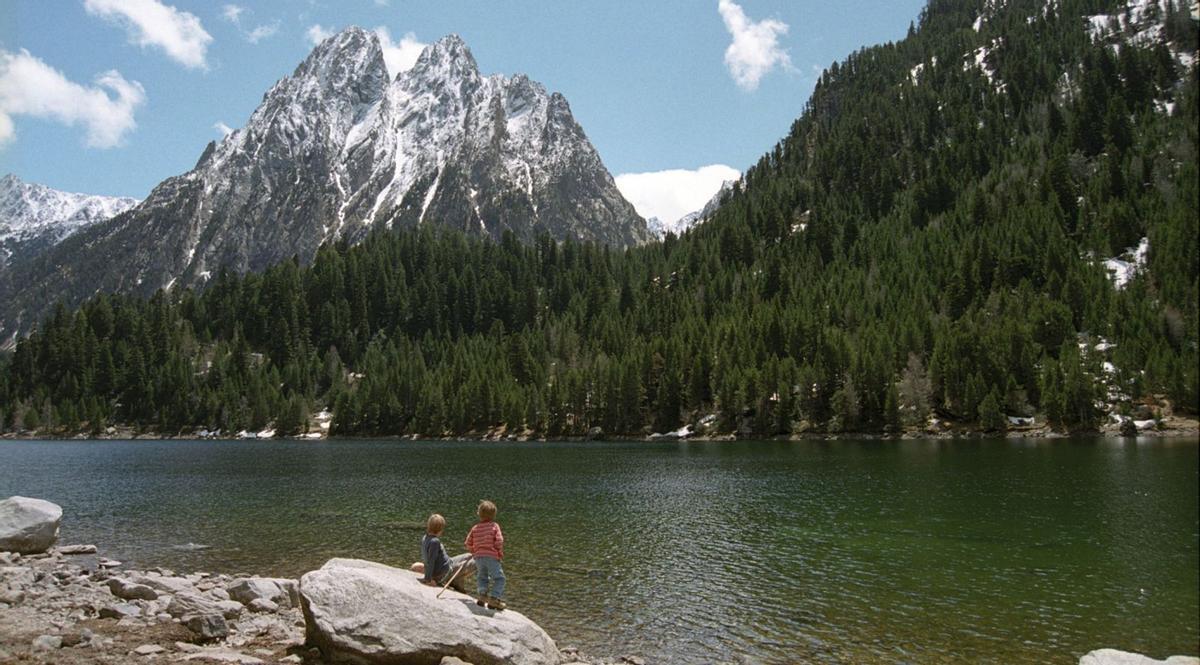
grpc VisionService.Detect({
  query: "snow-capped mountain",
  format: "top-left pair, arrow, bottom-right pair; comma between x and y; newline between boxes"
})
0,174 -> 138,265
646,180 -> 736,238
0,28 -> 648,337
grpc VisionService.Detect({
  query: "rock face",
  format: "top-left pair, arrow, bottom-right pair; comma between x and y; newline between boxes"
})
0,496 -> 62,554
0,28 -> 648,340
1079,649 -> 1200,665
300,558 -> 561,665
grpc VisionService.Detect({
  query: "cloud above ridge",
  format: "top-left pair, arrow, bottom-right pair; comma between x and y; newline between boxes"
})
615,164 -> 741,224
222,4 -> 278,44
305,24 -> 334,46
373,27 -> 426,78
718,0 -> 791,91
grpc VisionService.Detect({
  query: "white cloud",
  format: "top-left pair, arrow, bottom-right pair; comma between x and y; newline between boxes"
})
84,0 -> 212,70
615,164 -> 741,223
373,27 -> 426,78
213,121 -> 234,137
221,4 -> 244,23
222,4 -> 278,44
305,24 -> 334,46
244,23 -> 278,44
0,49 -> 146,148
718,0 -> 791,91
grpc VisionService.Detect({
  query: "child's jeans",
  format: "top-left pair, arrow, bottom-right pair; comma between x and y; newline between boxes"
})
475,555 -> 505,599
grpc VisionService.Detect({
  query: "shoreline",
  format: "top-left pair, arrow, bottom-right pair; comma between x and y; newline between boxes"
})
2,417 -> 1197,444
0,545 -> 611,665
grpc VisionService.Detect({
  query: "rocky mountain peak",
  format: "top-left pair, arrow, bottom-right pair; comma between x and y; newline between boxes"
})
286,26 -> 389,107
0,29 -> 648,339
404,33 -> 482,99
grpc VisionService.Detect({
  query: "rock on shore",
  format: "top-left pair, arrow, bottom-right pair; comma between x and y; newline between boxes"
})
0,496 -> 62,554
1080,649 -> 1200,665
0,547 -> 307,664
300,558 -> 562,665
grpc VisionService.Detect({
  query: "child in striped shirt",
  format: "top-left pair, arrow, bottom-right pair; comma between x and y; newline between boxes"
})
464,499 -> 506,610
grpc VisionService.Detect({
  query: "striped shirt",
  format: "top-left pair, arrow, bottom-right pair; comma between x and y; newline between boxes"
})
464,520 -> 504,560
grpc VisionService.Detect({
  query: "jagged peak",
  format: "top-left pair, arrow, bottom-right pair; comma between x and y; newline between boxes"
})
406,33 -> 480,84
291,26 -> 387,89
307,26 -> 377,60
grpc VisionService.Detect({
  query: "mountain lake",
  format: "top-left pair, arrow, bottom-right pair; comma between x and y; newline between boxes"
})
0,437 -> 1196,663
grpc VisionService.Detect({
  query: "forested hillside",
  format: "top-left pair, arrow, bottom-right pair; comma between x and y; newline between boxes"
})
0,0 -> 1196,438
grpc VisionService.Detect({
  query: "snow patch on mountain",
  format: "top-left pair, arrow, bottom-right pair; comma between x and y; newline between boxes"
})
1103,237 -> 1149,289
1086,0 -> 1196,72
963,40 -> 1006,91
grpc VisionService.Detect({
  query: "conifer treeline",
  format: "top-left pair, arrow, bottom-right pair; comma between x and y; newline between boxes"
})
0,0 -> 1196,437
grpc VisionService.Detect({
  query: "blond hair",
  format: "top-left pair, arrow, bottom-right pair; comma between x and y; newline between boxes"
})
477,500 -> 497,520
426,513 -> 446,535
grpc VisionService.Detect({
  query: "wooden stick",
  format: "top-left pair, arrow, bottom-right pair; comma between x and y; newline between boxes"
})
436,556 -> 473,598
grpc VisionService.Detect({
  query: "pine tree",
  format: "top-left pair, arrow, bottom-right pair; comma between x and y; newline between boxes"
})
978,389 -> 1006,432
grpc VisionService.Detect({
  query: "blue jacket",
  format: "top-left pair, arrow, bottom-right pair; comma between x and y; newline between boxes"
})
421,534 -> 451,582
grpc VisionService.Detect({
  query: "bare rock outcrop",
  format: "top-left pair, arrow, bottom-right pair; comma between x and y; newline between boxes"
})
300,558 -> 561,665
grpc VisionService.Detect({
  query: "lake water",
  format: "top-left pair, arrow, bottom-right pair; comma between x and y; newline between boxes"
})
0,438 -> 1196,663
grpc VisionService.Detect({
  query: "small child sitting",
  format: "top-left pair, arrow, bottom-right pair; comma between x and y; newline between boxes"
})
420,513 -> 451,586
464,499 -> 506,610
419,513 -> 471,591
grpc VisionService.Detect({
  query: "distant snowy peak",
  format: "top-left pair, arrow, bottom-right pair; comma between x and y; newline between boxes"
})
647,179 -> 737,239
0,174 -> 139,261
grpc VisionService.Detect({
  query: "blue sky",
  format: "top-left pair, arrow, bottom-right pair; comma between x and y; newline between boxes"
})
0,0 -> 925,221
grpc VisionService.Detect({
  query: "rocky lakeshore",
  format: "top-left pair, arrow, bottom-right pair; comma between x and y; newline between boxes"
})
0,546 -> 309,664
0,497 -> 623,665
0,547 -> 641,665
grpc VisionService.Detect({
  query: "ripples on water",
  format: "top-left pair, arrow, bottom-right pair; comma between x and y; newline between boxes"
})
0,437 -> 1196,664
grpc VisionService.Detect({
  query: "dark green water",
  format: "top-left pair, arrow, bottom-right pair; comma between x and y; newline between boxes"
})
0,438 -> 1196,664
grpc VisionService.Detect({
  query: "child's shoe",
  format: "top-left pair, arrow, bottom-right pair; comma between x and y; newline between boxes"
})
476,596 -> 488,607
486,597 -> 506,611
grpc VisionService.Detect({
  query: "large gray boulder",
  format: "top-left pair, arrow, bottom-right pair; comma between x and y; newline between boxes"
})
0,496 -> 62,554
227,577 -> 299,609
300,558 -> 561,665
1080,649 -> 1200,665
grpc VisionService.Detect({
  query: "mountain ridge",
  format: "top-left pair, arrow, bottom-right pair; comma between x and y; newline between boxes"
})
0,174 -> 139,268
0,28 -> 648,340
